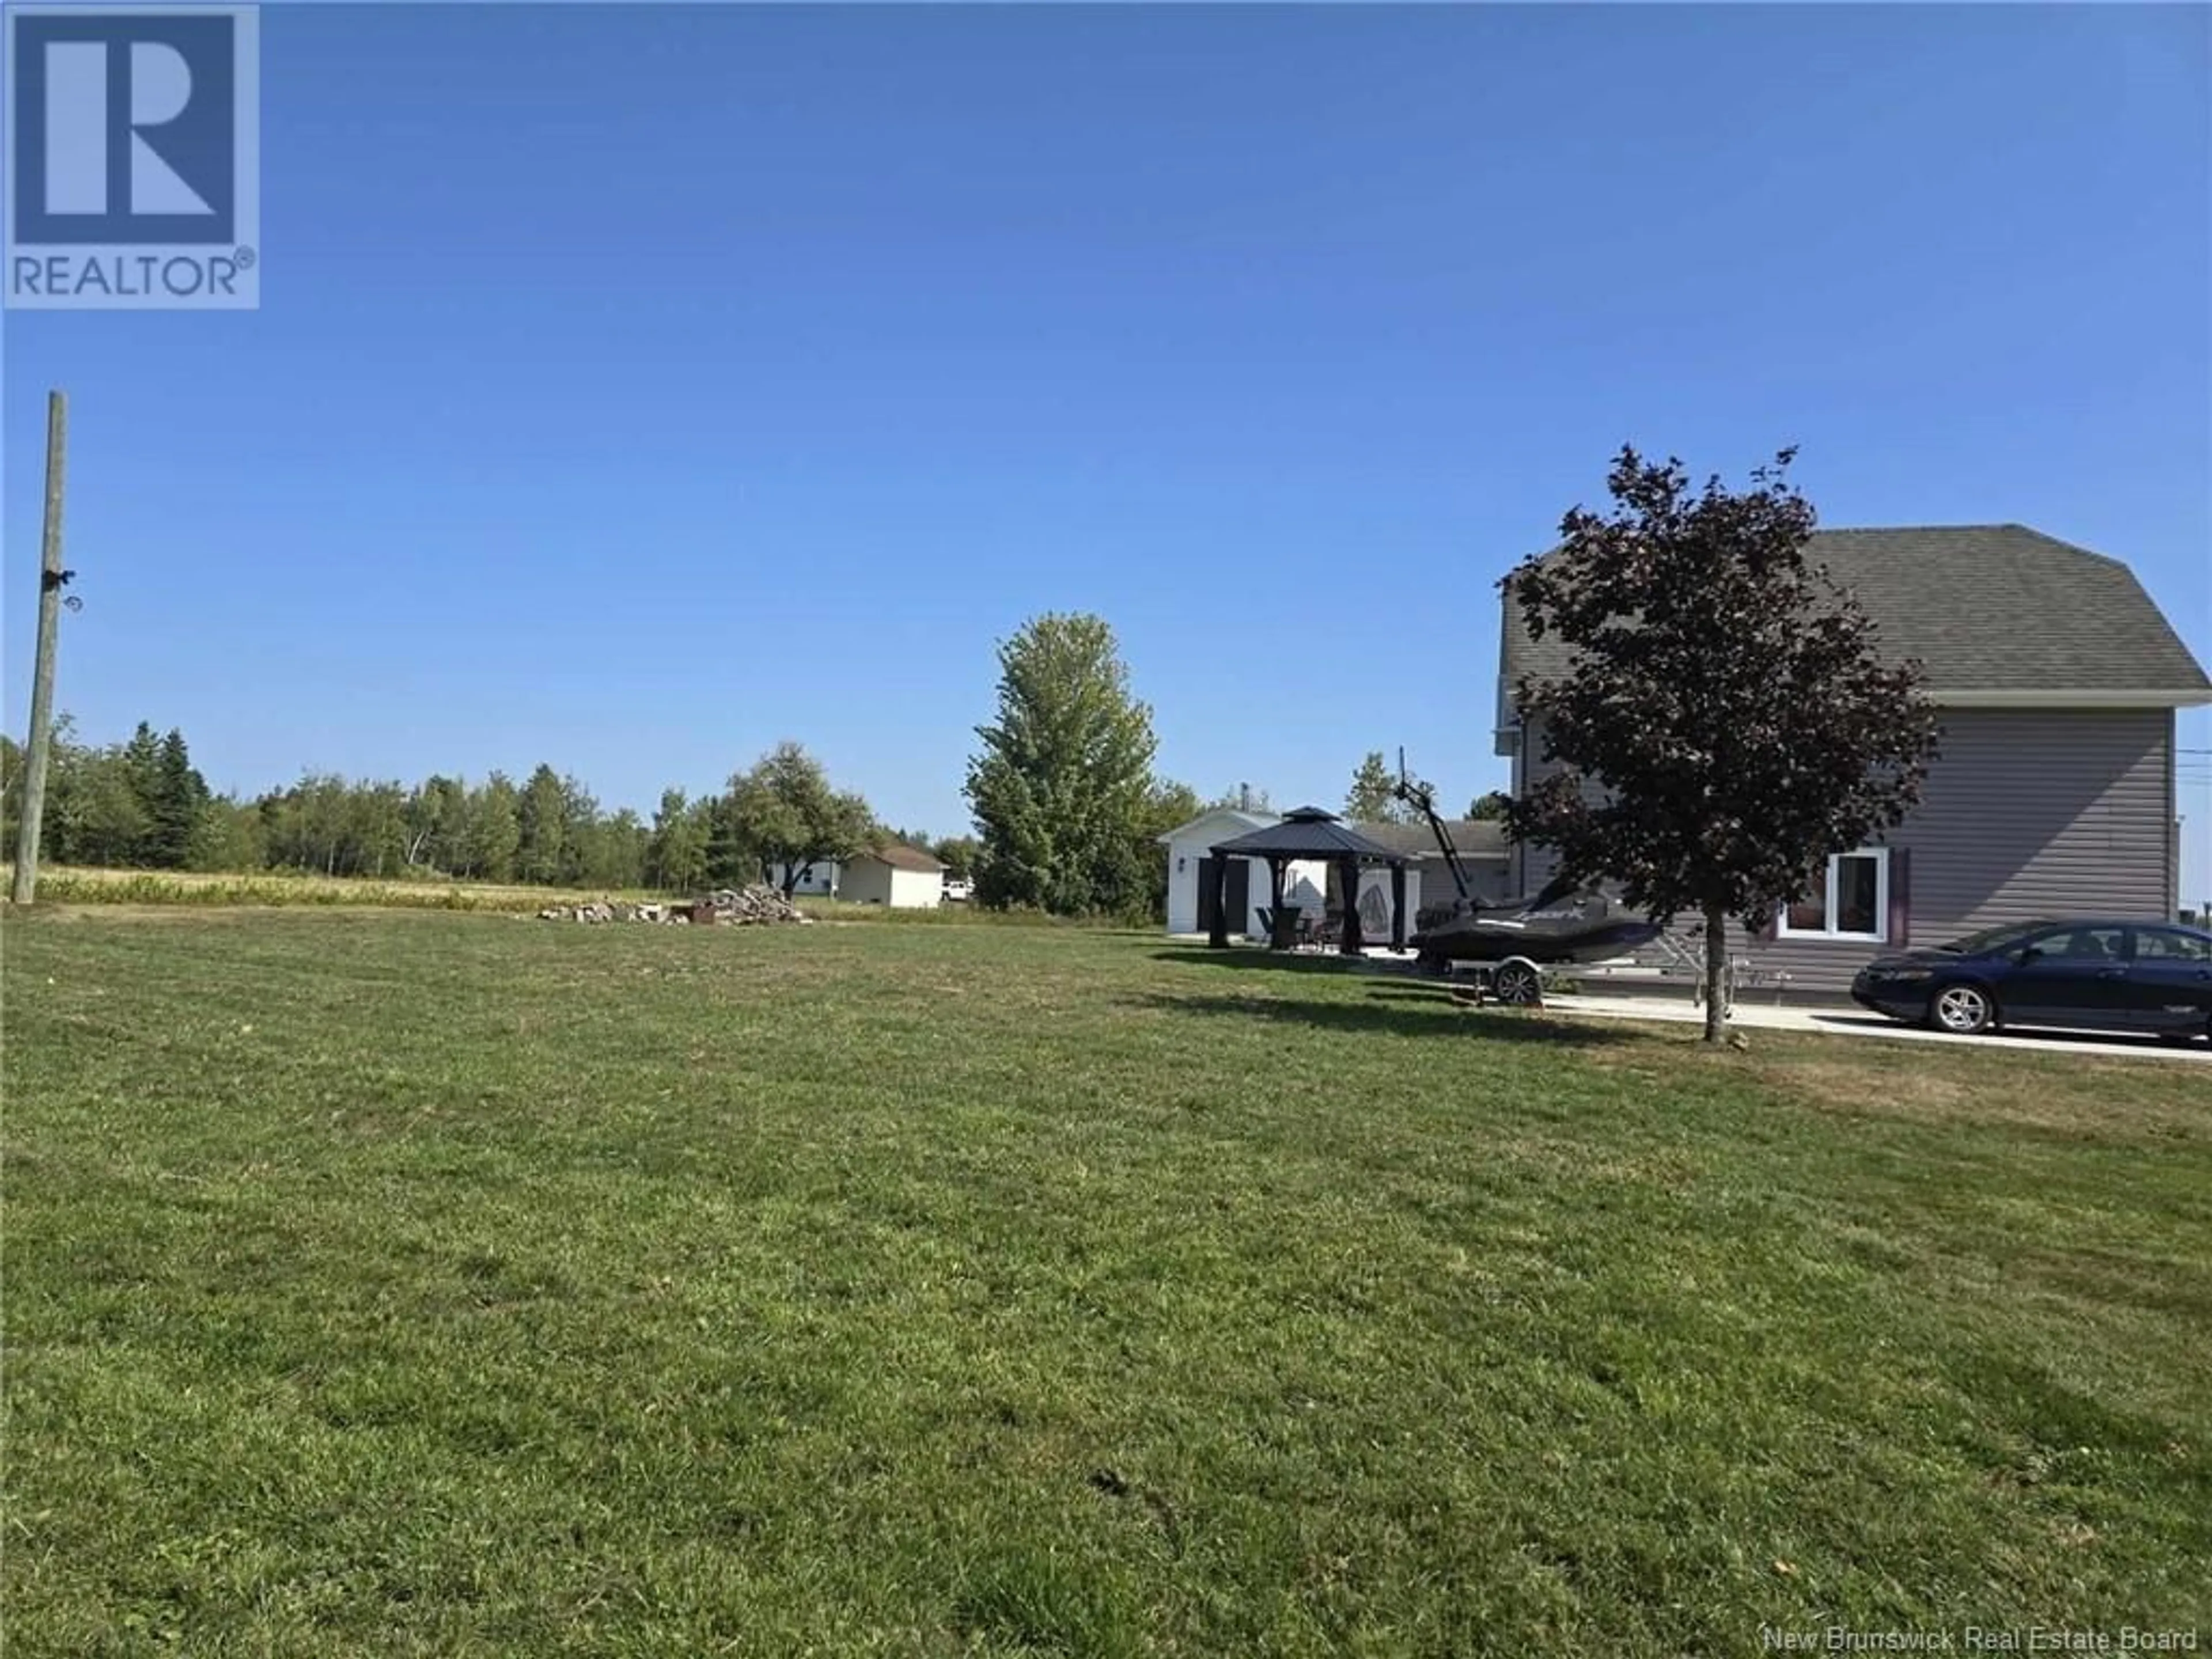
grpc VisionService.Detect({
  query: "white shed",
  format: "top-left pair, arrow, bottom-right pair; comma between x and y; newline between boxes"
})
838,843 -> 946,908
1158,808 -> 1330,940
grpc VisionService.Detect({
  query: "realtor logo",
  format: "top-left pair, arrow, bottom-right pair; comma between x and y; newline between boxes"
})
5,3 -> 259,308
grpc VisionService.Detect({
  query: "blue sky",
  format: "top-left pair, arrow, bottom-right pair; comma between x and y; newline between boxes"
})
5,2 -> 2209,895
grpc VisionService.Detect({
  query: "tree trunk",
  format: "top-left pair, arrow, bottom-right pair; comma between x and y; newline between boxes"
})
1702,900 -> 1729,1043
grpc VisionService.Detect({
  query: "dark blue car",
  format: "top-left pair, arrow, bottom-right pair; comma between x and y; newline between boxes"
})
1851,919 -> 2212,1043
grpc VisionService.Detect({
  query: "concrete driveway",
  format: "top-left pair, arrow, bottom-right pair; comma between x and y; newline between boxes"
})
1537,991 -> 2211,1063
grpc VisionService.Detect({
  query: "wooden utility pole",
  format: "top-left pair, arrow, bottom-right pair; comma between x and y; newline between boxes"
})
10,391 -> 70,905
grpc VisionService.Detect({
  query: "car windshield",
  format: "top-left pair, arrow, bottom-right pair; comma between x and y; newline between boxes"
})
1937,921 -> 2050,955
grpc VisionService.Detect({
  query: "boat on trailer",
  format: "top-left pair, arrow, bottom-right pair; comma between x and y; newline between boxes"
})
1390,753 -> 1664,1002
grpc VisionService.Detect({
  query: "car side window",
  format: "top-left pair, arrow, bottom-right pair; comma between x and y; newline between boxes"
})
2135,928 -> 2212,964
2033,926 -> 2129,961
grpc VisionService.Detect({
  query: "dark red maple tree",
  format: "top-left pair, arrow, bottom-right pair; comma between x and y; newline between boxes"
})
1502,446 -> 1942,1040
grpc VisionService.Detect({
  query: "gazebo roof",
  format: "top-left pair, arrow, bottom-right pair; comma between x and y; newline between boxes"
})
1209,805 -> 1408,864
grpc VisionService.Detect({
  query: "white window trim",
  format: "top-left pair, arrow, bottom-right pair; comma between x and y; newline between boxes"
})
1777,848 -> 1890,943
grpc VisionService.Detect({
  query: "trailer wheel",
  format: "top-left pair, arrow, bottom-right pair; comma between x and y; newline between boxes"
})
1491,959 -> 1543,1006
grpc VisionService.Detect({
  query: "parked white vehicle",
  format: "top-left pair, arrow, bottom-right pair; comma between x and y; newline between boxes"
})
942,877 -> 973,903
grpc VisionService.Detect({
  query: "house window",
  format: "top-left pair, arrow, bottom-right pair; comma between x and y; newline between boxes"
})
1778,849 -> 1889,942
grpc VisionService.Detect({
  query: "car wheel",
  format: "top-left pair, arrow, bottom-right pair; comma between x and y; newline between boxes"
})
1930,982 -> 1995,1035
1491,961 -> 1543,1005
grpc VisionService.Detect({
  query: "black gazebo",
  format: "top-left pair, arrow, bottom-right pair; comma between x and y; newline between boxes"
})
1206,806 -> 1412,955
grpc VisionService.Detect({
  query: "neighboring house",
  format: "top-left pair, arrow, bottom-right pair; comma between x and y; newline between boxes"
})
1158,808 -> 1513,939
838,842 -> 947,907
1494,524 -> 2212,993
767,860 -> 841,896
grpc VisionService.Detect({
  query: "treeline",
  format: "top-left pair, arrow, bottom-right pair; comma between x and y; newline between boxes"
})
5,611 -> 1316,923
0,720 -> 980,895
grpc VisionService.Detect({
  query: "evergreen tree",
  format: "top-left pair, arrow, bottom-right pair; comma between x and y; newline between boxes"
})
149,728 -> 210,868
1344,751 -> 1408,824
120,721 -> 165,863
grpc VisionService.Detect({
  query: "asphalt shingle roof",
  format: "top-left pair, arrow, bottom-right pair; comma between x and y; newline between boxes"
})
1499,524 -> 2210,696
860,842 -> 945,872
1210,808 -> 1410,863
1347,820 -> 1510,861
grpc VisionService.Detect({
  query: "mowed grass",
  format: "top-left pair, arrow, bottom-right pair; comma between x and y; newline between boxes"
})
3,910 -> 2207,1657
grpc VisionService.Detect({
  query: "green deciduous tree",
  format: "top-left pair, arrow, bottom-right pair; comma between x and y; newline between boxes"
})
1137,778 -> 1204,923
723,742 -> 875,894
516,764 -> 570,885
1467,790 -> 1511,822
646,788 -> 711,893
964,613 -> 1160,916
52,737 -> 150,868
929,834 -> 981,880
0,712 -> 911,905
1502,445 -> 1941,1041
1207,784 -> 1271,814
0,733 -> 21,857
404,775 -> 468,872
188,796 -> 267,873
463,773 -> 522,883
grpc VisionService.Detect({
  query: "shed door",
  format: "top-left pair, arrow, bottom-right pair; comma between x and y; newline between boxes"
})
1196,858 -> 1251,934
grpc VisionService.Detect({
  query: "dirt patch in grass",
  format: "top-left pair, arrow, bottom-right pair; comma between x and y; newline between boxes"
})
1772,1058 -> 1976,1118
1759,1051 -> 2206,1142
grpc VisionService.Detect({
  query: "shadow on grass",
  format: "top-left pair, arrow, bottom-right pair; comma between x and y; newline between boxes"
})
1148,946 -> 1419,978
1365,983 -> 1471,1003
1126,987 -> 1626,1047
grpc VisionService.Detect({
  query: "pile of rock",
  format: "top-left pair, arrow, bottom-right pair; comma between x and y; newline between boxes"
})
704,885 -> 811,925
535,885 -> 813,926
537,900 -> 669,923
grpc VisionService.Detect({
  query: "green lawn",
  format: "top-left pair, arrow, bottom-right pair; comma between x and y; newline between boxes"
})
3,909 -> 2207,1656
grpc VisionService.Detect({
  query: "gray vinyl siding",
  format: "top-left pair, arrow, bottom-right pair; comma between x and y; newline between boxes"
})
1413,855 -> 1515,907
1508,717 -> 1604,897
1503,707 -> 2179,994
1893,708 -> 2174,926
